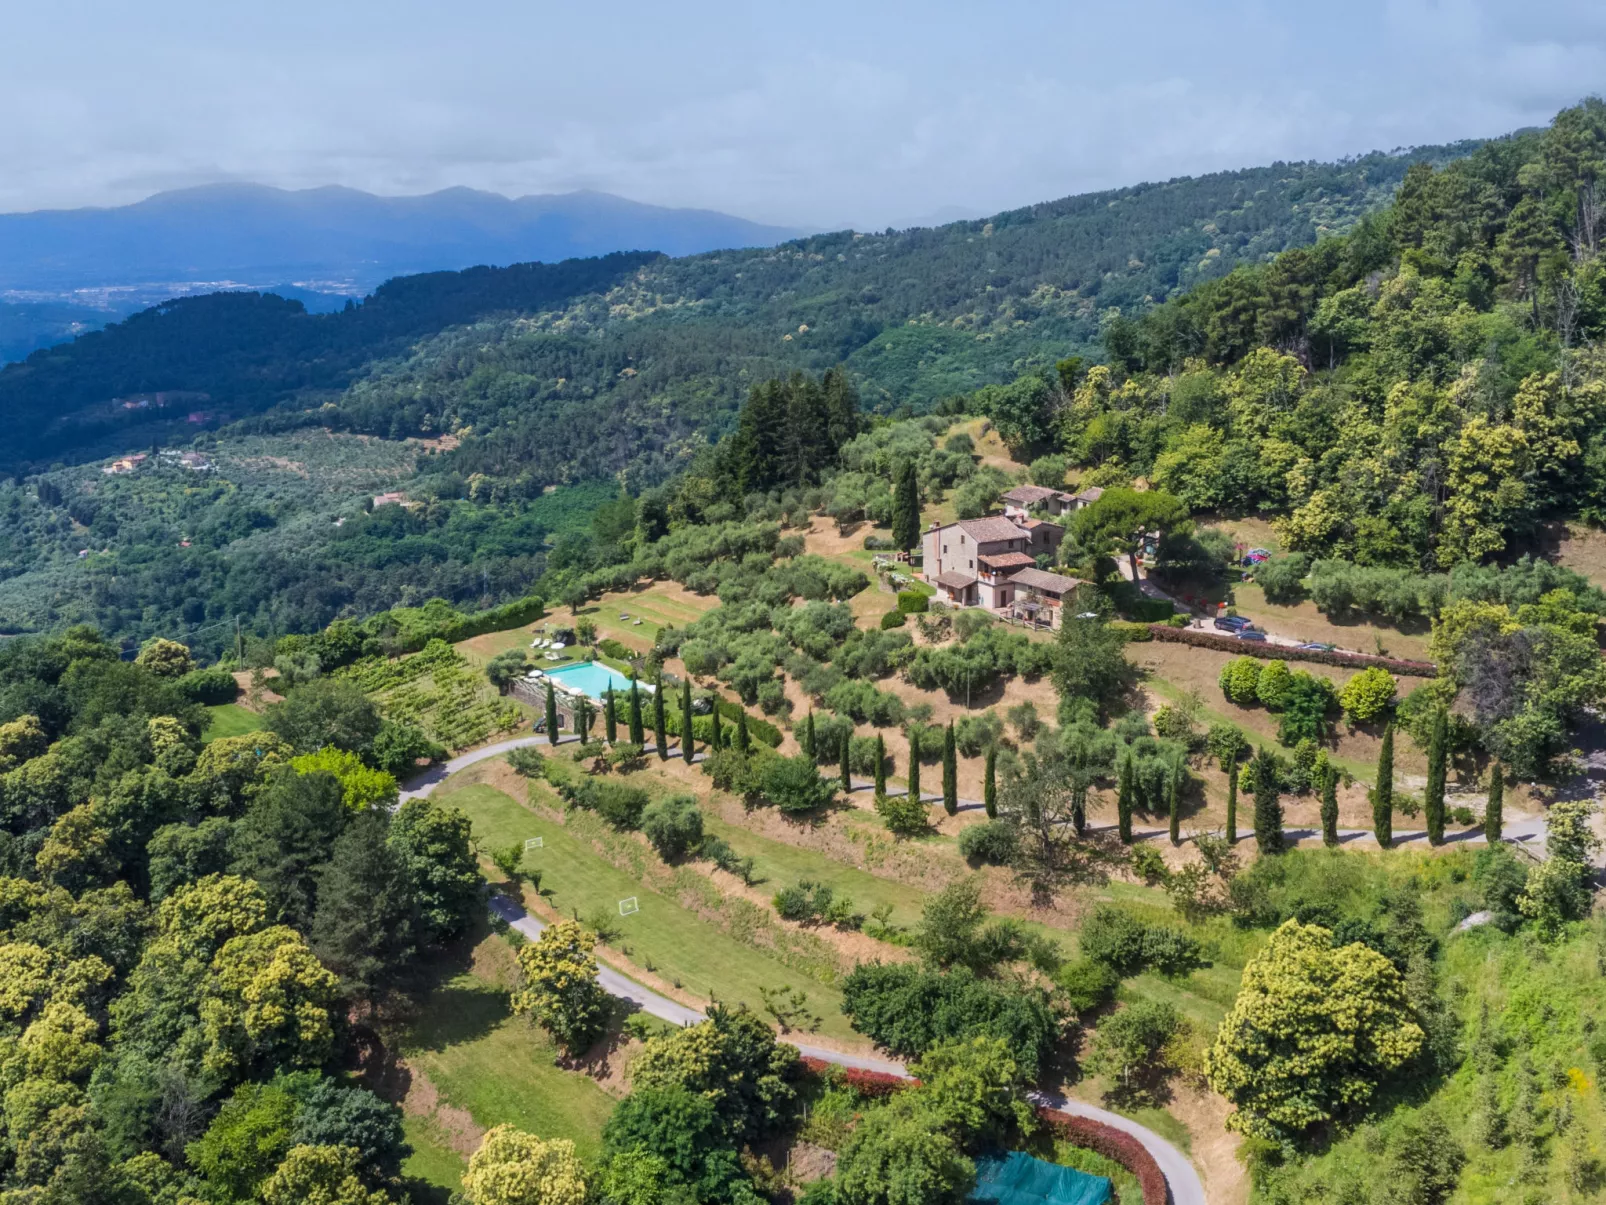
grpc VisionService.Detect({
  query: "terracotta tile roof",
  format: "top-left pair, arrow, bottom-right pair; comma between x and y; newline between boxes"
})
1002,485 -> 1070,505
954,516 -> 1027,544
1074,486 -> 1105,503
934,570 -> 977,590
979,552 -> 1036,571
1008,567 -> 1084,595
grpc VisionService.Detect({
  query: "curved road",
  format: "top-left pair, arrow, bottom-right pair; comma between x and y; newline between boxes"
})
485,892 -> 1206,1205
415,747 -> 1205,1203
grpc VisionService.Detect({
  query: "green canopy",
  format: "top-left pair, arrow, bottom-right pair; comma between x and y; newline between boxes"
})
969,1152 -> 1112,1205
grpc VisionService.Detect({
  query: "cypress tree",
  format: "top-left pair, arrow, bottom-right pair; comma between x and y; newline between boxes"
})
1225,758 -> 1239,845
983,746 -> 997,819
891,460 -> 921,551
874,734 -> 888,797
545,682 -> 560,747
681,678 -> 694,764
576,696 -> 593,743
1167,753 -> 1182,846
653,676 -> 667,760
628,679 -> 645,747
907,730 -> 922,802
1070,740 -> 1087,837
942,722 -> 958,816
604,690 -> 618,744
1319,756 -> 1340,848
1485,763 -> 1504,841
1116,751 -> 1134,844
737,710 -> 751,754
710,702 -> 723,751
839,729 -> 852,792
1252,751 -> 1284,854
802,711 -> 817,761
1373,722 -> 1394,848
1424,710 -> 1447,845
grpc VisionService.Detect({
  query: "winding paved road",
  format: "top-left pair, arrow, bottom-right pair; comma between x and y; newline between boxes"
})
413,745 -> 1206,1200
484,892 -> 1206,1205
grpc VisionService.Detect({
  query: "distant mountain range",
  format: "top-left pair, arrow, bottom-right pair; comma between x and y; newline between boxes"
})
0,183 -> 803,361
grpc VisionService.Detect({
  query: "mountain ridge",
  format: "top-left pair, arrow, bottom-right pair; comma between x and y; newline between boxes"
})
0,182 -> 802,291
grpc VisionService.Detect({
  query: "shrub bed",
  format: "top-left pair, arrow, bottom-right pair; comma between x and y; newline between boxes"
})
1145,624 -> 1436,677
792,1060 -> 1169,1201
1038,1109 -> 1168,1205
798,1056 -> 909,1098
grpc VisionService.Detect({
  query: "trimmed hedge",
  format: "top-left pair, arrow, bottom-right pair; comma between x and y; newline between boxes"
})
441,593 -> 546,644
1039,1109 -> 1168,1205
595,637 -> 633,661
177,666 -> 239,705
896,590 -> 929,615
1107,620 -> 1153,643
798,1056 -> 909,1098
1146,623 -> 1436,677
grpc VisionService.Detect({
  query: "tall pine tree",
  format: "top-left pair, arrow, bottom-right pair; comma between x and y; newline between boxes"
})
907,730 -> 922,802
1424,710 -> 1447,845
802,711 -> 817,761
311,811 -> 417,1003
874,734 -> 888,797
1252,751 -> 1284,854
736,710 -> 751,754
545,682 -> 560,747
1485,763 -> 1504,841
604,690 -> 618,744
710,701 -> 722,750
1373,723 -> 1395,848
839,729 -> 852,792
942,722 -> 958,816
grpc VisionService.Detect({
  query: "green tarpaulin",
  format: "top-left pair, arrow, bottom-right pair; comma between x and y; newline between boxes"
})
969,1151 -> 1112,1205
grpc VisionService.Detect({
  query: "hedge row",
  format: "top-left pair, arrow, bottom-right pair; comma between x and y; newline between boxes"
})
438,593 -> 546,645
798,1056 -> 908,1098
1145,624 -> 1437,678
794,1061 -> 1170,1202
1038,1109 -> 1168,1205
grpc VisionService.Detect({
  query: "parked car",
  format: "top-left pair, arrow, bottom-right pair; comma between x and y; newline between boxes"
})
1298,641 -> 1335,651
1236,630 -> 1269,642
1214,615 -> 1253,633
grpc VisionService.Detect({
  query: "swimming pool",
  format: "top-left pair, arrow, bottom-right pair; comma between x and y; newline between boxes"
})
544,661 -> 651,701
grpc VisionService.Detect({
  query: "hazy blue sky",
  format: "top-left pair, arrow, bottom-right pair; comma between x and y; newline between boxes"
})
8,0 -> 1605,228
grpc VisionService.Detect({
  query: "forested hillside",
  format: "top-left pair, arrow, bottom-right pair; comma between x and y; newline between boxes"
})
972,101 -> 1606,570
1,141 -> 1471,483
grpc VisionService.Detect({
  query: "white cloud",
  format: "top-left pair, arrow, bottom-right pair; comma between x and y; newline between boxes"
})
0,0 -> 1601,226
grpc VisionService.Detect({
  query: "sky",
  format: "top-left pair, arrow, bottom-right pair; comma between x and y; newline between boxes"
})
6,0 -> 1606,230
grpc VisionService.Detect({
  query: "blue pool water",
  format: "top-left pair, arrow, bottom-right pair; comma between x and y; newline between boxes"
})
544,661 -> 649,701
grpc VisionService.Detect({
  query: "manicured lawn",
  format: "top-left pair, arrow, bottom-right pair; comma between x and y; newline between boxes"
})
701,813 -> 932,930
201,703 -> 265,742
396,937 -> 615,1158
437,780 -> 860,1039
400,1116 -> 466,1203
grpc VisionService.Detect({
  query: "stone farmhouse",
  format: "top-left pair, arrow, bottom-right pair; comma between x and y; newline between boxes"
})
920,500 -> 1086,628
